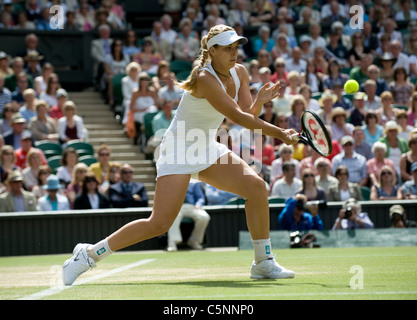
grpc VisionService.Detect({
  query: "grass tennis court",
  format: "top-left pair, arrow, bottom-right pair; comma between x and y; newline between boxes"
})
1,246 -> 416,300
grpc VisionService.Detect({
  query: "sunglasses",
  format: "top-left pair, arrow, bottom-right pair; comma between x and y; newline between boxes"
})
381,171 -> 392,175
303,174 -> 315,178
121,170 -> 133,174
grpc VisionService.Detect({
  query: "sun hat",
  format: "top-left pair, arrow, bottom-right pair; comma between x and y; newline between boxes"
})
7,170 -> 24,183
207,29 -> 248,50
43,174 -> 62,191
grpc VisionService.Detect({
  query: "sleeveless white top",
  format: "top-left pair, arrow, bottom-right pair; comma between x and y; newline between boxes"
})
156,64 -> 240,178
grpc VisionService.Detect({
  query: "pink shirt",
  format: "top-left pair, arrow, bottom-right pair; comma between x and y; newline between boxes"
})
366,157 -> 396,179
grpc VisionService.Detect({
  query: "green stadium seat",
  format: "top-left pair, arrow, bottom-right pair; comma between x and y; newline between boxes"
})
226,197 -> 245,205
65,140 -> 94,157
47,155 -> 62,173
144,111 -> 160,140
170,60 -> 192,75
112,73 -> 126,107
78,155 -> 98,166
360,186 -> 371,201
268,196 -> 286,204
35,140 -> 63,159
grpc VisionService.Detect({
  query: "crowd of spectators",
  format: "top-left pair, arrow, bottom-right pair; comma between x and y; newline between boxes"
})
1,0 -> 417,232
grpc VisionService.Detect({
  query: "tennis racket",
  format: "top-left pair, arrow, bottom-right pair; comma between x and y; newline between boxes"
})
291,109 -> 333,157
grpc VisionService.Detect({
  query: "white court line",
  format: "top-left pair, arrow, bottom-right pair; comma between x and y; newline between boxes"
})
162,291 -> 417,300
19,259 -> 156,300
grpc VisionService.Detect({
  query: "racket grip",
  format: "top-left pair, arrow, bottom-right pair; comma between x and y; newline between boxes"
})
291,133 -> 300,141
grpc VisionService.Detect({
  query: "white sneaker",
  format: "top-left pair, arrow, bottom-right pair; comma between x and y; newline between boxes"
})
167,242 -> 178,252
250,259 -> 295,279
187,239 -> 203,250
62,243 -> 96,285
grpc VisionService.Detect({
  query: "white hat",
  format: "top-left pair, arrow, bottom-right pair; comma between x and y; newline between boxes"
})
207,30 -> 248,50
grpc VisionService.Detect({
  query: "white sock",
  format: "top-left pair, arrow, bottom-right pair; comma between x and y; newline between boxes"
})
253,238 -> 274,264
88,238 -> 113,262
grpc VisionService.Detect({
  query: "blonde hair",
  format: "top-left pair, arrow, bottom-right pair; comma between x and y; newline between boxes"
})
178,24 -> 234,92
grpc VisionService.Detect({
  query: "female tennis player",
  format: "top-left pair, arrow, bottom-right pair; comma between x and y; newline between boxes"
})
63,25 -> 297,285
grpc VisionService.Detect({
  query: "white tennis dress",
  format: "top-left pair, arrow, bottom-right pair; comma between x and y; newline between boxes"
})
156,63 -> 240,178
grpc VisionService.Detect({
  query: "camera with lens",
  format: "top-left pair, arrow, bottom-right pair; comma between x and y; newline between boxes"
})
344,206 -> 353,219
391,213 -> 403,223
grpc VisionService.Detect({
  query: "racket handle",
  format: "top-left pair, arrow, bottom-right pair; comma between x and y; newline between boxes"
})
291,133 -> 300,141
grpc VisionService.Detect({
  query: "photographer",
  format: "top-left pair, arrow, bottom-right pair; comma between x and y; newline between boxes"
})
389,205 -> 417,228
332,198 -> 374,230
278,194 -> 324,231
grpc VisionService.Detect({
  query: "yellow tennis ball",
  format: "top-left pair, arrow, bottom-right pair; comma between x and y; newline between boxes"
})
344,80 -> 359,94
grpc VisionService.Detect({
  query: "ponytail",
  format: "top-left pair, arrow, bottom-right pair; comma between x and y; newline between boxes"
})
178,36 -> 210,92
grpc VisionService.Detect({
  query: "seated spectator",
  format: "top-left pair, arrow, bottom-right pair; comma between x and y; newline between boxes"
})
363,79 -> 382,111
270,161 -> 302,200
56,147 -> 79,187
31,165 -> 51,199
278,194 -> 324,231
157,73 -> 183,109
353,126 -> 373,161
28,100 -> 59,142
388,67 -> 414,107
167,180 -> 210,251
204,183 -> 237,206
4,113 -> 29,150
19,89 -> 37,124
332,198 -> 374,230
128,72 -> 158,146
327,165 -> 363,201
66,162 -> 88,206
316,90 -> 337,126
272,81 -> 292,116
108,164 -> 148,208
103,39 -> 130,106
349,92 -> 367,127
330,107 -> 354,143
24,51 -> 42,79
285,48 -> 307,75
0,53 -> 13,79
362,110 -> 383,146
299,84 -> 320,112
400,132 -> 417,182
99,162 -> 122,196
74,172 -> 110,210
12,72 -> 31,106
146,21 -> 172,62
286,94 -> 306,131
367,141 -> 396,187
0,170 -> 37,212
332,135 -> 368,186
14,130 -> 47,169
314,157 -> 338,193
151,60 -> 170,92
349,53 -> 372,85
361,64 -> 388,96
407,92 -> 417,127
89,145 -> 113,184
39,73 -> 61,108
379,120 -> 409,175
261,134 -> 275,166
322,58 -> 348,91
0,145 -> 18,189
396,110 -> 414,142
49,88 -> 69,124
296,168 -> 326,201
34,63 -> 54,97
58,101 -> 88,145
4,57 -> 33,92
90,24 -> 114,89
22,148 -> 43,191
75,2 -> 96,31
299,147 -> 322,177
270,58 -> 288,84
402,161 -> 417,199
0,104 -> 14,136
389,204 -> 417,228
270,144 -> 301,183
378,52 -> 396,84
370,165 -> 402,200
252,25 -> 274,56
145,99 -> 175,157
38,175 -> 71,211
172,17 -> 200,63
121,62 -> 140,116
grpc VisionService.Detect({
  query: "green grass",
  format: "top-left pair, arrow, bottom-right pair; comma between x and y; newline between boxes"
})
1,247 -> 416,300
